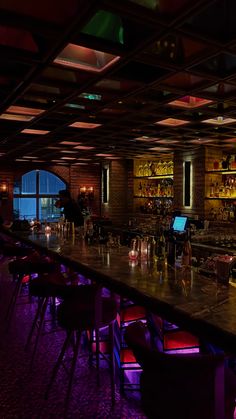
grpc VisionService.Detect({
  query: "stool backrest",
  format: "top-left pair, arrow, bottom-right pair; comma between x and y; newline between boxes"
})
125,322 -> 229,419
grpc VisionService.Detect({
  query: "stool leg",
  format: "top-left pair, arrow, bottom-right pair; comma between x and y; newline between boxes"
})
5,274 -> 23,330
25,297 -> 45,351
45,331 -> 73,399
109,320 -> 116,406
95,327 -> 100,387
30,297 -> 49,369
88,329 -> 93,367
5,274 -> 22,318
64,331 -> 81,416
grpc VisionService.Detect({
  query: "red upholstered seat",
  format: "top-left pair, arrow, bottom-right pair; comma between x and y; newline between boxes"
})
164,330 -> 199,350
121,305 -> 146,322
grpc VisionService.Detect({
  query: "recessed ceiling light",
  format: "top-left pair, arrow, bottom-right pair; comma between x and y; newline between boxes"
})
15,159 -> 28,161
168,96 -> 212,109
148,147 -> 172,151
69,121 -> 102,129
60,150 -> 78,154
6,106 -> 45,116
54,43 -> 120,73
96,153 -> 114,157
106,156 -> 122,159
135,136 -> 159,142
74,145 -> 95,150
73,162 -> 88,165
60,156 -> 76,160
60,141 -> 81,145
0,114 -> 34,122
202,117 -> 236,125
22,156 -> 38,159
189,138 -> 214,144
21,129 -> 50,134
77,158 -> 91,161
155,118 -> 189,127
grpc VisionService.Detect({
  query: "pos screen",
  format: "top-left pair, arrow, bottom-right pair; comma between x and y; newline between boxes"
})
172,216 -> 187,232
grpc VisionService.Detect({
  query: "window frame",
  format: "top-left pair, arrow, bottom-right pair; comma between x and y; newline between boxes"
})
13,170 -> 66,220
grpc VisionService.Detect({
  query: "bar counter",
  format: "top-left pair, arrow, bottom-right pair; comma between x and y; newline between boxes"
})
6,230 -> 236,353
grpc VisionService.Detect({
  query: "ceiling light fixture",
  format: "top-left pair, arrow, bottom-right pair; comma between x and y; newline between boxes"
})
155,118 -> 189,126
69,122 -> 102,129
0,114 -> 34,122
21,129 -> 50,134
74,145 -> 95,150
54,43 -> 120,73
6,106 -> 45,116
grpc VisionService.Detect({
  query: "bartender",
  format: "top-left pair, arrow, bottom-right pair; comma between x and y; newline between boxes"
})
55,189 -> 84,227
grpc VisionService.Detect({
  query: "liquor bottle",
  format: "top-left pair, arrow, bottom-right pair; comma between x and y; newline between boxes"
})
138,182 -> 142,197
213,160 -> 219,170
181,230 -> 192,267
155,228 -> 166,260
209,179 -> 214,197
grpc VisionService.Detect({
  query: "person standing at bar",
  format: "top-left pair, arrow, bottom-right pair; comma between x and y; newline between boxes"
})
55,189 -> 84,227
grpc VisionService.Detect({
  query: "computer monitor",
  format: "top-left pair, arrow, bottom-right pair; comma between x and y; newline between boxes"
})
172,216 -> 187,232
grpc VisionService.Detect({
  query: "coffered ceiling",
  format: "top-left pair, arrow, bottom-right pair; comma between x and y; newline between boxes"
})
0,0 -> 236,166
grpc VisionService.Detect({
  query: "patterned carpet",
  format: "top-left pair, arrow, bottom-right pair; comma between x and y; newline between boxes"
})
0,259 -> 146,419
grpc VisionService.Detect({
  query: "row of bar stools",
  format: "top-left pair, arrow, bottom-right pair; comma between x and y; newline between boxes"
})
45,285 -> 117,416
6,253 -> 57,329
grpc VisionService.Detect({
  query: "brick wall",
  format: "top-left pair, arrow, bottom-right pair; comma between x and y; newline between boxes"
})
0,169 -> 14,222
0,163 -> 101,220
101,160 -> 129,225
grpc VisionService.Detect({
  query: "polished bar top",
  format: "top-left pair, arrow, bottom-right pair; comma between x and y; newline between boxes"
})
6,230 -> 236,352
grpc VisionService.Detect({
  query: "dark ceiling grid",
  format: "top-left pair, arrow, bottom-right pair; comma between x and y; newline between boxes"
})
0,0 -> 236,165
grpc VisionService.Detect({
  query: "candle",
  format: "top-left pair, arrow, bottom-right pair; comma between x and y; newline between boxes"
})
128,250 -> 139,260
45,225 -> 51,234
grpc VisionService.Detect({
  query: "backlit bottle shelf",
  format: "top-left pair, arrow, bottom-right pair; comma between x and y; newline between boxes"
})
205,197 -> 236,200
134,174 -> 173,179
134,195 -> 173,199
206,170 -> 236,175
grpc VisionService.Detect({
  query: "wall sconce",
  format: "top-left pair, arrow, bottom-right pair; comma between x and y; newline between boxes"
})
79,186 -> 94,201
79,186 -> 87,196
0,181 -> 9,200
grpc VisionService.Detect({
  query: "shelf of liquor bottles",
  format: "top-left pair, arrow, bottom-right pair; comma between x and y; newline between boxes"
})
134,197 -> 173,216
205,148 -> 236,222
133,158 -> 174,216
134,196 -> 173,199
205,173 -> 236,199
134,159 -> 173,177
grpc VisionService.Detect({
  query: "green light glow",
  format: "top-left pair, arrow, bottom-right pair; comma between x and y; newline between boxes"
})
65,103 -> 85,109
81,10 -> 124,45
79,93 -> 102,101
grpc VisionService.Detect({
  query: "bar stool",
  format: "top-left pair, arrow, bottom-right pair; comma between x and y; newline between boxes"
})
25,271 -> 72,367
45,285 -> 117,416
125,321 -> 236,419
6,253 -> 57,327
0,243 -> 33,259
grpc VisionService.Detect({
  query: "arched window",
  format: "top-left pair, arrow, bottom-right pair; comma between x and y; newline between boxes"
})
13,170 -> 66,221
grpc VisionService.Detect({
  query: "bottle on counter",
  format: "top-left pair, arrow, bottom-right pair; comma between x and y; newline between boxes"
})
155,228 -> 166,260
181,230 -> 192,267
